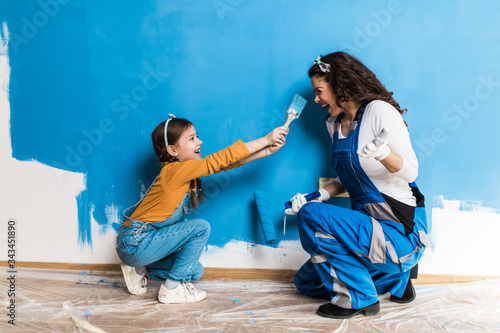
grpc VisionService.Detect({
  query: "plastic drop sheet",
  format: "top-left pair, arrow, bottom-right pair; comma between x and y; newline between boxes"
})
1,267 -> 500,332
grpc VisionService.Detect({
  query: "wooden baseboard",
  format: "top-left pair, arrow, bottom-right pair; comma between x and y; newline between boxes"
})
0,261 -> 119,272
1,261 -> 498,285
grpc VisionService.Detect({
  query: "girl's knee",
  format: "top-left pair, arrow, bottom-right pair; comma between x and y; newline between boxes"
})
193,219 -> 211,236
200,219 -> 211,233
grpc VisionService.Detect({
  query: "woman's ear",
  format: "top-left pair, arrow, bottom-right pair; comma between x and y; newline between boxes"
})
166,145 -> 178,156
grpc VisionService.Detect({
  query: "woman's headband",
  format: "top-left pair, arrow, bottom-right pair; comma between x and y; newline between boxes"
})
314,55 -> 331,73
164,114 -> 176,147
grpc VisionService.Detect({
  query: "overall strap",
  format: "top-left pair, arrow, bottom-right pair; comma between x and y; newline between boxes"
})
122,175 -> 159,226
333,104 -> 368,140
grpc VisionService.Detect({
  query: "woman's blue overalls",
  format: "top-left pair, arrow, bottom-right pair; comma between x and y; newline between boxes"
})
294,106 -> 429,310
116,180 -> 210,282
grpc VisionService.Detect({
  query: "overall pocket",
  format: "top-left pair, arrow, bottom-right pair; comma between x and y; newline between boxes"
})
332,150 -> 367,196
116,225 -> 149,265
116,238 -> 138,265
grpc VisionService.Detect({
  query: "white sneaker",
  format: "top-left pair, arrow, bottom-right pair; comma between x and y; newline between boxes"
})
158,282 -> 207,304
120,263 -> 147,295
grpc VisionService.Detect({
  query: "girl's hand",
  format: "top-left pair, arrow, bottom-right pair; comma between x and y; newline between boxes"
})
268,139 -> 286,155
265,127 -> 288,146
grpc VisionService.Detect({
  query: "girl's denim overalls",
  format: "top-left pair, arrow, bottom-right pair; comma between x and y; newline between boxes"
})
116,185 -> 210,282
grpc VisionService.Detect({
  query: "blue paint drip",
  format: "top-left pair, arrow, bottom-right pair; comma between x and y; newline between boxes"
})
77,191 -> 92,247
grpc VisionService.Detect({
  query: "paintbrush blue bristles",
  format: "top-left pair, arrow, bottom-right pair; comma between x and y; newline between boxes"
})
284,94 -> 307,128
287,94 -> 307,118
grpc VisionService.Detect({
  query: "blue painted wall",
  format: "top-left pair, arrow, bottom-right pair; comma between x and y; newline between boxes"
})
2,0 -> 500,249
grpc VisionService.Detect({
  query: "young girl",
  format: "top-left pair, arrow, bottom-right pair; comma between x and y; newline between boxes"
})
116,114 -> 288,304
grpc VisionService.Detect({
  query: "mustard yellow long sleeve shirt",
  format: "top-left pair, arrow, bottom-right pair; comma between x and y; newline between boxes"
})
130,140 -> 250,222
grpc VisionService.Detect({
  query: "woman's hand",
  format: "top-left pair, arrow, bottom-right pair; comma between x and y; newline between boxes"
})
265,126 -> 288,146
358,127 -> 405,173
358,128 -> 390,161
287,193 -> 308,215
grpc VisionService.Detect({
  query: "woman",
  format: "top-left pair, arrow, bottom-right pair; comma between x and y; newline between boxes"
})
289,52 -> 429,319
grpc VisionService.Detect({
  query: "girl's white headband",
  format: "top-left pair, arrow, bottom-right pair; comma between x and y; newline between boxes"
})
164,114 -> 176,147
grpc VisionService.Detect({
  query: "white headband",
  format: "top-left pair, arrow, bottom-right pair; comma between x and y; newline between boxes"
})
163,114 -> 176,147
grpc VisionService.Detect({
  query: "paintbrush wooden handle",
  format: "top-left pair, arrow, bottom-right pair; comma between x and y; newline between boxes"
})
283,111 -> 295,128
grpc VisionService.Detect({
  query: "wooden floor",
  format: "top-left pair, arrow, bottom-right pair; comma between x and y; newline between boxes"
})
1,267 -> 500,332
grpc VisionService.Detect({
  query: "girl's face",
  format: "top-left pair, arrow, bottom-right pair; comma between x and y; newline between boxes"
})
310,76 -> 343,118
173,125 -> 203,162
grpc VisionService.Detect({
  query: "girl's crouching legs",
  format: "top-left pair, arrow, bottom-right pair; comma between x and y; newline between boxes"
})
158,219 -> 210,304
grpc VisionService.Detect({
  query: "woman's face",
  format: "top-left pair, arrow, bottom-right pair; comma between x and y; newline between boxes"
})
310,76 -> 343,118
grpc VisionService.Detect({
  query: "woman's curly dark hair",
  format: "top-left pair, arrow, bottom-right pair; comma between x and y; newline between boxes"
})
151,118 -> 204,208
309,52 -> 406,115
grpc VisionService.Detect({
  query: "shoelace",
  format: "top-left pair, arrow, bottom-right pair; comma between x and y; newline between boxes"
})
140,276 -> 147,288
182,282 -> 196,295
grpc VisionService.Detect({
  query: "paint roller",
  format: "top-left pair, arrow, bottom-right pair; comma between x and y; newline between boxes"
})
253,191 -> 282,245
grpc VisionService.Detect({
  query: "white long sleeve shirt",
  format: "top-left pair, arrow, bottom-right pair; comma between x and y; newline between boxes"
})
326,100 -> 418,206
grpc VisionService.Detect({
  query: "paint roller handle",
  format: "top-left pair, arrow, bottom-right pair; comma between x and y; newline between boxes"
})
284,190 -> 321,210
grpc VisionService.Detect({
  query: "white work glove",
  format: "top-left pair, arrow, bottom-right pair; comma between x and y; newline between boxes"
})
286,189 -> 331,215
288,193 -> 307,215
357,128 -> 391,161
310,188 -> 331,203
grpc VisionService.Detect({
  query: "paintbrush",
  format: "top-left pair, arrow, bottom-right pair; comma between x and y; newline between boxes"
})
284,190 -> 321,215
283,94 -> 307,128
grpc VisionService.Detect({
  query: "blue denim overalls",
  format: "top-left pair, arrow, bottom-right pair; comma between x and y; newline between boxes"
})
294,106 -> 429,309
116,179 -> 210,282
